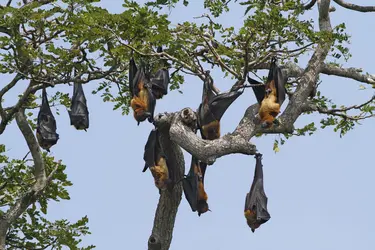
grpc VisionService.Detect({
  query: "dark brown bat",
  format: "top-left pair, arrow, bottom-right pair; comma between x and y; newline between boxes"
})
244,153 -> 271,232
68,82 -> 89,131
197,76 -> 243,140
143,129 -> 173,190
183,156 -> 210,216
248,57 -> 286,128
36,87 -> 59,152
150,46 -> 170,99
129,58 -> 156,125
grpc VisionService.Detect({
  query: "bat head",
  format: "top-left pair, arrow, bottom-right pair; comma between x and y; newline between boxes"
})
197,199 -> 210,216
134,110 -> 152,123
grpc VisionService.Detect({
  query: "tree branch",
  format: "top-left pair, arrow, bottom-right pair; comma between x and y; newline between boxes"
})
0,108 -> 61,249
155,109 -> 257,164
148,115 -> 185,250
333,0 -> 375,12
303,94 -> 375,120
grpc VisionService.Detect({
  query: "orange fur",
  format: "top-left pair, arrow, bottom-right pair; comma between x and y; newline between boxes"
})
244,209 -> 260,230
194,164 -> 209,214
258,80 -> 280,127
150,157 -> 169,190
201,120 -> 220,140
131,80 -> 150,120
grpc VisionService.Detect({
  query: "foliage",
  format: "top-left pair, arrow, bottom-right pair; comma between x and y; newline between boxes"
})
0,0 -> 374,248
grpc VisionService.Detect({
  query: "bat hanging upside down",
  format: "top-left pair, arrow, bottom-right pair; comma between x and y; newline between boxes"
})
197,76 -> 243,140
143,129 -> 174,190
129,57 -> 156,125
182,156 -> 210,216
248,57 -> 286,128
149,46 -> 170,99
68,81 -> 89,131
244,153 -> 271,232
36,87 -> 59,152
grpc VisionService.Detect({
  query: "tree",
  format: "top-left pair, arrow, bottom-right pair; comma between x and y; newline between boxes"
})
1,0 -> 375,249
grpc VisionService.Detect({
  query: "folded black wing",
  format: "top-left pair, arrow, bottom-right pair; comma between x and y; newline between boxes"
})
69,82 -> 89,130
129,57 -> 138,97
143,129 -> 157,172
150,68 -> 170,96
183,156 -> 199,212
209,89 -> 243,121
245,153 -> 271,222
248,76 -> 265,105
37,88 -> 59,148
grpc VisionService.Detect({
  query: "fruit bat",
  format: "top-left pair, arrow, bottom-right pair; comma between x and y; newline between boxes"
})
182,156 -> 210,216
68,82 -> 89,131
197,77 -> 243,140
150,46 -> 170,99
244,153 -> 271,232
248,57 -> 286,128
129,58 -> 156,125
143,129 -> 173,190
36,87 -> 59,152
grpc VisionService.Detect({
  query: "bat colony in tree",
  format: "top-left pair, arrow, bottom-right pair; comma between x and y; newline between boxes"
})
36,45 -> 286,232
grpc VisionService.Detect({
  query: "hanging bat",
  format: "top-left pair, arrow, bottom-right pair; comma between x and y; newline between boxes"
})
143,129 -> 173,190
248,57 -> 286,128
244,153 -> 271,232
197,76 -> 243,140
182,156 -> 210,216
36,87 -> 59,152
68,82 -> 89,131
129,58 -> 156,125
150,46 -> 170,99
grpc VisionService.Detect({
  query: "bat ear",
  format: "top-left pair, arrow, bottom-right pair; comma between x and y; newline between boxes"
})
251,228 -> 255,233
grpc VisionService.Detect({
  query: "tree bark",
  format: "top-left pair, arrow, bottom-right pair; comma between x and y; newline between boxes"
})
0,218 -> 8,250
148,112 -> 186,250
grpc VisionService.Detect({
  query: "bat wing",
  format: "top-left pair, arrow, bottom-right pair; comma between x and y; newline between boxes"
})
129,57 -> 138,97
275,66 -> 286,105
209,90 -> 243,121
143,129 -> 157,172
246,153 -> 270,222
146,82 -> 156,123
267,57 -> 286,105
37,88 -> 59,146
183,157 -> 199,212
199,162 -> 207,184
69,83 -> 89,130
132,66 -> 146,97
150,68 -> 170,96
248,76 -> 265,104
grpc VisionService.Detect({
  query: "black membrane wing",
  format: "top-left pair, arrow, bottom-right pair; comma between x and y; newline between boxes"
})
132,66 -> 146,97
150,68 -> 170,96
129,57 -> 138,97
248,76 -> 265,105
143,129 -> 157,172
69,83 -> 89,130
37,88 -> 59,149
245,153 -> 270,222
183,157 -> 199,212
209,90 -> 243,121
275,66 -> 286,105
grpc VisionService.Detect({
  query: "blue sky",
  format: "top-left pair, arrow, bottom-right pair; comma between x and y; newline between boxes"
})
2,0 -> 375,249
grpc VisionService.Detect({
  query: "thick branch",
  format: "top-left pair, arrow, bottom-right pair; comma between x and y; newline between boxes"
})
333,0 -> 375,12
148,116 -> 185,250
155,109 -> 257,164
0,109 -> 60,249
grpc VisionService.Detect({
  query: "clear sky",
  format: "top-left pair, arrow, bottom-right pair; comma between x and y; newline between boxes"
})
1,1 -> 375,249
